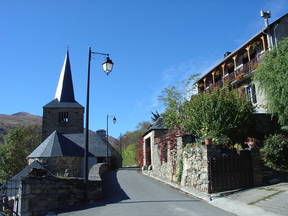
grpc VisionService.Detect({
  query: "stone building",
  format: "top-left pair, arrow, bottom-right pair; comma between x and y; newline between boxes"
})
0,51 -> 121,215
142,117 -> 167,169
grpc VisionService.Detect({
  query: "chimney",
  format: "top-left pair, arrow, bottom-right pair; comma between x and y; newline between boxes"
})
96,129 -> 106,138
260,10 -> 273,50
260,10 -> 271,27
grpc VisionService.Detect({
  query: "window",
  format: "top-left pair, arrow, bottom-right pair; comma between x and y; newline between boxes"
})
246,85 -> 257,104
59,112 -> 69,123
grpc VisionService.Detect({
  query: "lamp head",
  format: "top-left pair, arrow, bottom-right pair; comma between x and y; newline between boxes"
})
102,56 -> 114,75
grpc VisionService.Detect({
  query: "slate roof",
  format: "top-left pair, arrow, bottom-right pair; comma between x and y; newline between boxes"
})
148,117 -> 166,130
64,130 -> 112,157
55,51 -> 75,102
43,99 -> 84,108
43,51 -> 84,108
0,160 -> 47,197
10,160 -> 45,181
28,131 -> 90,158
143,117 -> 167,136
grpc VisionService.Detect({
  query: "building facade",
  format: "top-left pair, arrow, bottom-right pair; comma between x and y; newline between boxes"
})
195,13 -> 288,114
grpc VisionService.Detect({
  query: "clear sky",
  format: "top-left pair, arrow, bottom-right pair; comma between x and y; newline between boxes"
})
0,0 -> 287,138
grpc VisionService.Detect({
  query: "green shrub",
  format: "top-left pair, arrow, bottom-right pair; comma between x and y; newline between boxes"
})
261,134 -> 288,171
181,89 -> 254,144
122,144 -> 138,166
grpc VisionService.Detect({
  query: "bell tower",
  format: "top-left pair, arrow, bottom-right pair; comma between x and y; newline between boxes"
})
42,51 -> 84,140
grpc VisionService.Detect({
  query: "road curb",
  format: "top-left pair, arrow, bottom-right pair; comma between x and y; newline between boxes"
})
142,172 -> 281,216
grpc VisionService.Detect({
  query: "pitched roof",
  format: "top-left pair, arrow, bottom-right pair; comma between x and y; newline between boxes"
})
149,116 -> 166,130
1,160 -> 47,196
43,98 -> 84,108
63,130 -> 113,157
55,51 -> 75,102
28,131 -> 89,158
10,160 -> 45,181
143,116 -> 167,136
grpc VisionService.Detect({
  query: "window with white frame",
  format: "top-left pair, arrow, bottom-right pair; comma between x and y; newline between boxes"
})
245,84 -> 257,104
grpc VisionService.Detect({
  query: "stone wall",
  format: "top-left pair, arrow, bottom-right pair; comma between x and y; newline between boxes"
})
42,107 -> 84,140
181,144 -> 209,192
147,136 -> 186,183
18,169 -> 103,216
28,157 -> 83,177
146,135 -> 262,194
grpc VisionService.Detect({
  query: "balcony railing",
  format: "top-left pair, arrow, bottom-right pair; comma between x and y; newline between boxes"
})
202,54 -> 263,93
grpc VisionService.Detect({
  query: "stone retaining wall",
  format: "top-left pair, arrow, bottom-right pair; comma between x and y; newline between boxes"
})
147,135 -> 262,194
18,167 -> 105,216
181,144 -> 209,192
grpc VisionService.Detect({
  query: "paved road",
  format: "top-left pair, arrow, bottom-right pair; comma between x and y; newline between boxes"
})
58,168 -> 234,216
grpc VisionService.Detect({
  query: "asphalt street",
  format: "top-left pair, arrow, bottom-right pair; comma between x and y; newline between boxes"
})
58,168 -> 234,216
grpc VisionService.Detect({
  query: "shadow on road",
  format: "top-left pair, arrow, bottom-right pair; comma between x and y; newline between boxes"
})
57,170 -> 130,214
58,168 -> 199,214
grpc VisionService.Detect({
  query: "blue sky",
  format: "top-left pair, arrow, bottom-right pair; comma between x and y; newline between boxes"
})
0,0 -> 287,138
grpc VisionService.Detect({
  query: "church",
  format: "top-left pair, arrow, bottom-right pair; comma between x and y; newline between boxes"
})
27,51 -> 120,177
0,51 -> 122,214
3,51 -> 120,186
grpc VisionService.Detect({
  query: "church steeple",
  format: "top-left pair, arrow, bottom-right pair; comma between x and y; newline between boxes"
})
55,51 -> 75,102
42,51 -> 84,141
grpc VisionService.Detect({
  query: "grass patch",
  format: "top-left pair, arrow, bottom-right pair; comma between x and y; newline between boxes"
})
256,187 -> 278,191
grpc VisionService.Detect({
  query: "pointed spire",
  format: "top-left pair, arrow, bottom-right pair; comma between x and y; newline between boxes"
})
55,51 -> 75,102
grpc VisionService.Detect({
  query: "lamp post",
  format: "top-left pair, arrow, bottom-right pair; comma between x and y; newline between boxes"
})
106,115 -> 116,165
84,47 -> 114,183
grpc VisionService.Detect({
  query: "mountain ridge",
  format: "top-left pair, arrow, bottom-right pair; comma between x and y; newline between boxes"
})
0,112 -> 42,140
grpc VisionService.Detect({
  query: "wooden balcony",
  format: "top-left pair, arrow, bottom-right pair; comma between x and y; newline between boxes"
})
201,55 -> 263,93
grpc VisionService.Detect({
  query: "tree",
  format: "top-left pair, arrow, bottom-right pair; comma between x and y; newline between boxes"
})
120,121 -> 150,166
253,37 -> 288,126
0,125 -> 41,183
159,74 -> 254,144
182,89 -> 254,142
122,144 -> 138,166
158,74 -> 199,129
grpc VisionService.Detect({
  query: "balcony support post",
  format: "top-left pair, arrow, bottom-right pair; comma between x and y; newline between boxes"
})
221,64 -> 226,76
260,35 -> 267,51
203,78 -> 206,89
245,45 -> 251,61
211,72 -> 215,84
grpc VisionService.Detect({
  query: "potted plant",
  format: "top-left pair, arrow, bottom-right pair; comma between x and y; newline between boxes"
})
246,137 -> 257,149
204,136 -> 213,145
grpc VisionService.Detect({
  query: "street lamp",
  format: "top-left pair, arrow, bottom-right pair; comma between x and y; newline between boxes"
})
106,115 -> 116,165
84,47 -> 114,183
